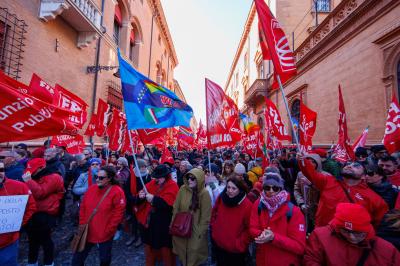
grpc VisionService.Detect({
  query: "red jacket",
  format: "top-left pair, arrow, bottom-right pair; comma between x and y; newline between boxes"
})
388,170 -> 400,188
304,225 -> 400,266
211,195 -> 253,253
25,173 -> 64,215
0,178 -> 36,248
249,199 -> 306,266
79,184 -> 126,243
299,159 -> 388,228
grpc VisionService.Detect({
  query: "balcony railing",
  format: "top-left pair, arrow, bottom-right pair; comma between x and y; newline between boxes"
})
39,0 -> 102,48
244,78 -> 269,106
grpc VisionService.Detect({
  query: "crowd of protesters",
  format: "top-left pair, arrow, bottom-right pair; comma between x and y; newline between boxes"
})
0,141 -> 400,266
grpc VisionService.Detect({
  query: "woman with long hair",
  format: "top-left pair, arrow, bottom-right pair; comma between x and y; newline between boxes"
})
172,168 -> 211,266
221,160 -> 235,183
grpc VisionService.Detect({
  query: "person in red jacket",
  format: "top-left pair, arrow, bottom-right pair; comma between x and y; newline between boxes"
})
71,165 -> 126,266
249,172 -> 306,266
0,161 -> 36,266
22,158 -> 64,266
304,203 -> 400,265
211,177 -> 252,266
298,155 -> 388,228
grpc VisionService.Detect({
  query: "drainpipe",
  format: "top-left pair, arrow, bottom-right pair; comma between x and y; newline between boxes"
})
147,14 -> 155,77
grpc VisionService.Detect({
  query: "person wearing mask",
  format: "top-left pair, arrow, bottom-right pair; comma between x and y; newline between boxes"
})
298,155 -> 388,228
172,169 -> 211,266
71,166 -> 126,266
249,172 -> 306,266
72,158 -> 101,198
304,203 -> 400,265
136,164 -> 179,266
0,161 -> 36,266
22,158 -> 64,266
0,151 -> 24,181
211,177 -> 252,266
378,155 -> 400,188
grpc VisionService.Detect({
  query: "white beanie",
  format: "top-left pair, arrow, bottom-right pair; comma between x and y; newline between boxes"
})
234,163 -> 246,175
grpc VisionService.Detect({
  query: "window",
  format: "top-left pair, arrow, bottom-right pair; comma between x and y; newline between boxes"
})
113,21 -> 120,45
244,52 -> 248,70
314,0 -> 330,12
156,64 -> 161,84
290,99 -> 300,143
113,4 -> 122,45
257,62 -> 265,79
107,82 -> 123,110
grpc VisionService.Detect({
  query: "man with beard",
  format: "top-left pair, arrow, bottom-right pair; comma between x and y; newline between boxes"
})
378,156 -> 400,188
298,155 -> 388,228
43,148 -> 65,179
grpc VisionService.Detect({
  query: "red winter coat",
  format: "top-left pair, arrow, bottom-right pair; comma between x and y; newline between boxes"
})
211,195 -> 253,253
388,170 -> 400,188
304,225 -> 400,266
25,173 -> 64,215
299,159 -> 388,228
79,184 -> 126,243
0,178 -> 36,248
249,199 -> 306,266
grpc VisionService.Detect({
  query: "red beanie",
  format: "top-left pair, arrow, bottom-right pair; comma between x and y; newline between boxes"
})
330,203 -> 375,239
25,158 -> 46,174
312,148 -> 327,158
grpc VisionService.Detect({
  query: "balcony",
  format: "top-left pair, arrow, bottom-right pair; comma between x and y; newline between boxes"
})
244,78 -> 269,107
39,0 -> 102,48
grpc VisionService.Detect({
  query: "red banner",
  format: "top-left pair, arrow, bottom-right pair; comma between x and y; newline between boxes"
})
265,98 -> 291,141
178,126 -> 195,145
51,134 -> 85,154
255,0 -> 296,87
333,86 -> 355,162
205,78 -> 242,149
0,81 -> 78,142
352,126 -> 369,152
55,84 -> 88,128
0,70 -> 29,93
84,113 -> 97,137
96,98 -> 111,137
383,94 -> 400,154
29,74 -> 57,104
137,128 -> 167,145
107,109 -> 126,151
121,129 -> 138,154
195,120 -> 207,149
299,101 -> 317,153
160,145 -> 174,165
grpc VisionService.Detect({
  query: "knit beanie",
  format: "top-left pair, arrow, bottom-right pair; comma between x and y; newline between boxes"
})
88,158 -> 102,165
137,158 -> 147,168
330,203 -> 374,239
25,158 -> 46,174
117,157 -> 128,167
234,163 -> 246,175
262,172 -> 285,189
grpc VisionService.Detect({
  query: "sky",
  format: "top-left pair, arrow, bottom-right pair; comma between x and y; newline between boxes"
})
161,0 -> 252,125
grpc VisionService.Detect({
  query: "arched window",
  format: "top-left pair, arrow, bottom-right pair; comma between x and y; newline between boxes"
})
290,99 -> 300,143
156,63 -> 162,84
161,70 -> 166,87
397,60 -> 400,101
113,4 -> 122,45
129,23 -> 140,68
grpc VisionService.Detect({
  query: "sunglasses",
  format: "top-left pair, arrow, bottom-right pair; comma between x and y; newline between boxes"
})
188,175 -> 196,181
95,175 -> 107,180
91,163 -> 100,166
263,185 -> 282,192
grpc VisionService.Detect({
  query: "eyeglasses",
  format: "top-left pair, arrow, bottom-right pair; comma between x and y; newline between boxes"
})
263,185 -> 282,192
188,175 -> 196,181
95,175 -> 107,180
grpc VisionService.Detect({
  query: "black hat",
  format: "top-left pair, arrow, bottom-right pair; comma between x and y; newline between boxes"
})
371,145 -> 386,153
152,164 -> 172,179
16,143 -> 28,150
355,147 -> 368,157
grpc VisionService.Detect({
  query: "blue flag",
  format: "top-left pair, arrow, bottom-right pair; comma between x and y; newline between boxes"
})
118,50 -> 193,130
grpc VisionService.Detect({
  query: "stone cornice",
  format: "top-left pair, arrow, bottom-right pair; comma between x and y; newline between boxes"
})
147,0 -> 178,67
224,3 -> 256,92
286,0 -> 400,87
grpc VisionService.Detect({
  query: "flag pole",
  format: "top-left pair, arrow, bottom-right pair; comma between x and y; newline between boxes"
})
128,130 -> 148,194
207,150 -> 212,174
276,74 -> 300,152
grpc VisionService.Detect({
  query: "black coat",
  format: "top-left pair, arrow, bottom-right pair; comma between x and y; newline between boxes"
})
369,181 -> 398,210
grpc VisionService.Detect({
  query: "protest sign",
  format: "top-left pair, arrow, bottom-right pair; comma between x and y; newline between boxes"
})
0,195 -> 28,234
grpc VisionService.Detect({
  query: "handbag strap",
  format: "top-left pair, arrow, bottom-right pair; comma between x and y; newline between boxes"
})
356,240 -> 375,266
87,186 -> 113,224
338,181 -> 355,203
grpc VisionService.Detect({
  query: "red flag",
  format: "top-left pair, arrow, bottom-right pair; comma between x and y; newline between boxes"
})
121,129 -> 138,154
265,98 -> 291,141
137,128 -> 167,145
0,70 -> 29,93
84,113 -> 97,137
195,120 -> 207,149
51,134 -> 85,154
178,126 -> 195,145
242,129 -> 259,155
254,0 -> 296,87
205,78 -> 242,149
352,126 -> 369,152
107,108 -> 126,151
333,86 -> 355,162
299,101 -> 317,153
129,164 -> 137,195
383,94 -> 400,154
96,98 -> 111,137
55,84 -> 88,128
160,145 -> 174,165
0,81 -> 78,142
29,74 -> 57,104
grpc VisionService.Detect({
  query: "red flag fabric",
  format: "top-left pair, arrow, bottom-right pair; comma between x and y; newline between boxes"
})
352,126 -> 369,152
299,101 -> 317,153
255,0 -> 296,87
55,84 -> 88,128
107,109 -> 126,151
96,98 -> 111,137
243,129 -> 259,155
195,120 -> 207,149
84,113 -> 97,137
333,86 -> 355,162
160,145 -> 174,165
265,98 -> 291,141
121,129 -> 138,154
51,134 -> 85,154
0,81 -> 78,142
383,94 -> 400,154
0,70 -> 29,93
129,164 -> 137,195
205,78 -> 242,149
137,128 -> 167,145
29,74 -> 57,104
178,126 -> 195,147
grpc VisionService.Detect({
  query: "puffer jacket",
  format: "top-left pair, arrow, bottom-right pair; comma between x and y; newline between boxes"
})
248,166 -> 263,185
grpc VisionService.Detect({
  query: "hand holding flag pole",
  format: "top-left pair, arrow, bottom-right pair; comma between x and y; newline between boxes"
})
128,130 -> 148,194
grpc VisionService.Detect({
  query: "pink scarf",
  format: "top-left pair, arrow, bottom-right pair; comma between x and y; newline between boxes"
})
260,190 -> 289,217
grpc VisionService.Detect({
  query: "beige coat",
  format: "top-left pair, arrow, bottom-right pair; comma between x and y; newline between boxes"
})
172,168 -> 211,266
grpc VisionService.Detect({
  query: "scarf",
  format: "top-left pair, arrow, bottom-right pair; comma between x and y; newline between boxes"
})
221,189 -> 246,207
259,190 -> 289,217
